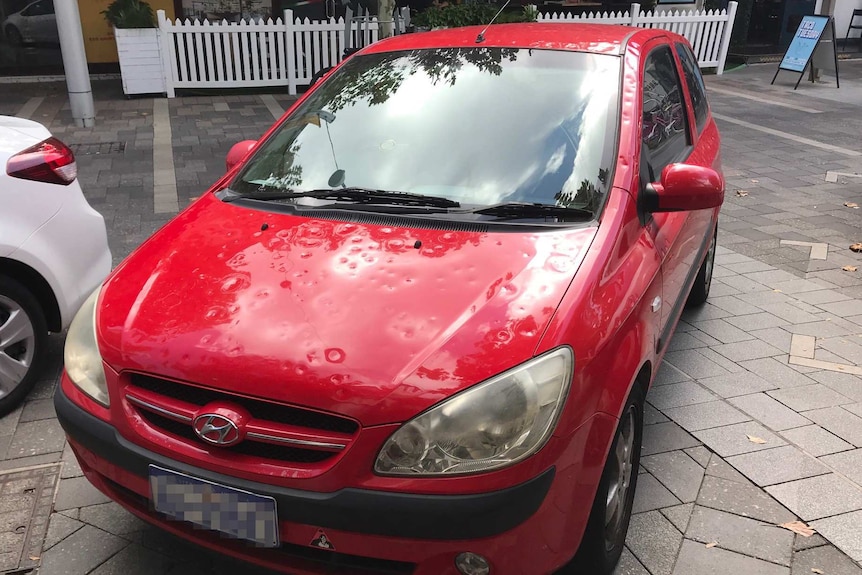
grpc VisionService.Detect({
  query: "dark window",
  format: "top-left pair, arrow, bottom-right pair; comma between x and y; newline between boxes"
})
676,43 -> 709,132
641,46 -> 690,180
24,0 -> 52,15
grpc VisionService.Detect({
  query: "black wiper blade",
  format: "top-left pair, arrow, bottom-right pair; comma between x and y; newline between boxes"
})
472,202 -> 593,220
224,187 -> 459,208
317,187 -> 460,208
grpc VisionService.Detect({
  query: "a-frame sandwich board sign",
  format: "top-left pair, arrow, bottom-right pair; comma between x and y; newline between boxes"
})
772,15 -> 840,90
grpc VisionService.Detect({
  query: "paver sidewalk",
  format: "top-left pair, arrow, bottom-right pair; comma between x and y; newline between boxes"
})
1,60 -> 861,575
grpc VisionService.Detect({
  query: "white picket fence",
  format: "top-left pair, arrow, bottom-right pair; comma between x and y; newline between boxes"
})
154,2 -> 737,97
157,9 -> 405,96
538,2 -> 738,72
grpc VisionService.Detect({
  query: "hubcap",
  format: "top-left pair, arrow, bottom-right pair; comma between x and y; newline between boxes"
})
605,406 -> 636,550
0,295 -> 35,399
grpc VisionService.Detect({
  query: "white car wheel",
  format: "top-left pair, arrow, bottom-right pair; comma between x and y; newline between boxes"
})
0,276 -> 47,415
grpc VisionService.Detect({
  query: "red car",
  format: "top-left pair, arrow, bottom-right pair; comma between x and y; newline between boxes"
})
56,23 -> 722,575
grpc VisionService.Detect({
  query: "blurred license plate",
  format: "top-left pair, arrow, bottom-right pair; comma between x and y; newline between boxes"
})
149,465 -> 279,547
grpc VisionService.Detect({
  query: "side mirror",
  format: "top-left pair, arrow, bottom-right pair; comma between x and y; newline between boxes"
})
225,140 -> 257,172
643,163 -> 724,213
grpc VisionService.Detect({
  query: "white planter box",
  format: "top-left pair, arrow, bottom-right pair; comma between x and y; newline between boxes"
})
114,27 -> 166,96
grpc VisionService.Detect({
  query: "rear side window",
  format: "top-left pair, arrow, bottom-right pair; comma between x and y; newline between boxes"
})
641,45 -> 690,179
676,43 -> 709,132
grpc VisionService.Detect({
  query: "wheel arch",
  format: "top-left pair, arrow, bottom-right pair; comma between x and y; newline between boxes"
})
4,23 -> 22,40
633,360 -> 652,405
0,258 -> 61,332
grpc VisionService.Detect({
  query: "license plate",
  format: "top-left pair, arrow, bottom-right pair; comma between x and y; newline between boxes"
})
149,465 -> 279,547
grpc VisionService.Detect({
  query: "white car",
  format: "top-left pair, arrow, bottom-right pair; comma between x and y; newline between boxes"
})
0,116 -> 111,415
3,0 -> 57,45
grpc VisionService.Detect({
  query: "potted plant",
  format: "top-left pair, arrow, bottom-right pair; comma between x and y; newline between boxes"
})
103,0 -> 166,95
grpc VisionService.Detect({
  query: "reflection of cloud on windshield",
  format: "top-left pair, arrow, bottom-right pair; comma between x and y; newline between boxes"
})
543,144 -> 566,178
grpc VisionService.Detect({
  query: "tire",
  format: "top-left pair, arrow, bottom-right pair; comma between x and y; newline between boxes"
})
5,25 -> 23,46
560,385 -> 644,575
0,276 -> 48,416
686,224 -> 717,307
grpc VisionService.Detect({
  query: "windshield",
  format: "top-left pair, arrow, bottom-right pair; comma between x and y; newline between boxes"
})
231,47 -> 620,217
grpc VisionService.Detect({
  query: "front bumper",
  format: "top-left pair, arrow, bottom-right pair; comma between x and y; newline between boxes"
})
55,379 -> 601,574
55,380 -> 553,540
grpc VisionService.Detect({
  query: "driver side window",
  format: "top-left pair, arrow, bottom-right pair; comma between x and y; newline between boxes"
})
641,46 -> 690,182
25,0 -> 52,15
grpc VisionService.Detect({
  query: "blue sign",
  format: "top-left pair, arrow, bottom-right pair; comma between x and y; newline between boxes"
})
780,15 -> 829,72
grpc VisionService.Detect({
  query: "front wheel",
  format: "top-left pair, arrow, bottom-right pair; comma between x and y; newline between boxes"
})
0,276 -> 48,416
686,224 -> 718,307
5,25 -> 23,46
560,386 -> 644,574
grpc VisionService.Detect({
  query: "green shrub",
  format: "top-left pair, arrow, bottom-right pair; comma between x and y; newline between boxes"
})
412,3 -> 537,29
102,0 -> 156,28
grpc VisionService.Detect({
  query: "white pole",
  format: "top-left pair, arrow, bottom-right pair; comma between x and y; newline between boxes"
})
54,0 -> 95,126
715,1 -> 738,75
630,3 -> 641,26
158,11 -> 176,98
285,9 -> 297,95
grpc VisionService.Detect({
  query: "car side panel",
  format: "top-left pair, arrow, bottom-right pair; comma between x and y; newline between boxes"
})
538,187 -> 662,431
637,37 -> 720,350
3,178 -> 111,327
0,174 -> 61,256
535,186 -> 662,560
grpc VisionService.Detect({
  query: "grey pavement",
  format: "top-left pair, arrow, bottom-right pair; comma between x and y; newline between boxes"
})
1,60 -> 862,575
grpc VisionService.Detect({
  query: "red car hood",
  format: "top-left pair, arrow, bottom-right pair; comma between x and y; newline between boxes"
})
98,196 -> 596,426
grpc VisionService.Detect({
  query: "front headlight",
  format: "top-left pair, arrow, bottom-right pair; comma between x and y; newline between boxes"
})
64,286 -> 108,406
374,347 -> 573,476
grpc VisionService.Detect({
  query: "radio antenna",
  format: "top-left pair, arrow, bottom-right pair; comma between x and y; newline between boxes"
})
476,0 -> 512,43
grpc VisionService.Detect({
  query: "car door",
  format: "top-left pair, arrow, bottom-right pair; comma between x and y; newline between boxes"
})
26,0 -> 55,42
639,41 -> 714,350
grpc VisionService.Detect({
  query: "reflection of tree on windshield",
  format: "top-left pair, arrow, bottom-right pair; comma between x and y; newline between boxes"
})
309,48 -> 520,113
243,141 -> 304,189
417,47 -> 519,86
555,167 -> 609,214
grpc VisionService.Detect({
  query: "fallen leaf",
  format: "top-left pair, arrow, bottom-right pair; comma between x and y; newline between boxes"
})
736,190 -> 749,197
850,243 -> 862,252
705,542 -> 718,548
845,202 -> 859,208
812,569 -> 825,574
779,521 -> 816,537
28,555 -> 39,561
746,434 -> 767,444
843,265 -> 858,272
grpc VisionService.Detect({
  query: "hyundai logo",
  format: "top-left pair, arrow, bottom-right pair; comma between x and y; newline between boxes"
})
193,413 -> 241,446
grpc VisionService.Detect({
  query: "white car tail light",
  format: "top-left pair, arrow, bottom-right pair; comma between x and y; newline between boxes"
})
6,137 -> 77,185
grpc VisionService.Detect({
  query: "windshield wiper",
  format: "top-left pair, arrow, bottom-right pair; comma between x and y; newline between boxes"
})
472,202 -> 593,220
223,187 -> 460,209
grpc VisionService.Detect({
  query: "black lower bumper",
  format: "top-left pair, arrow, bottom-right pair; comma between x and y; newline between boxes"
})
54,383 -> 554,540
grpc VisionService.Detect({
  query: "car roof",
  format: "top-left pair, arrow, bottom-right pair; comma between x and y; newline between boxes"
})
364,23 -> 672,56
